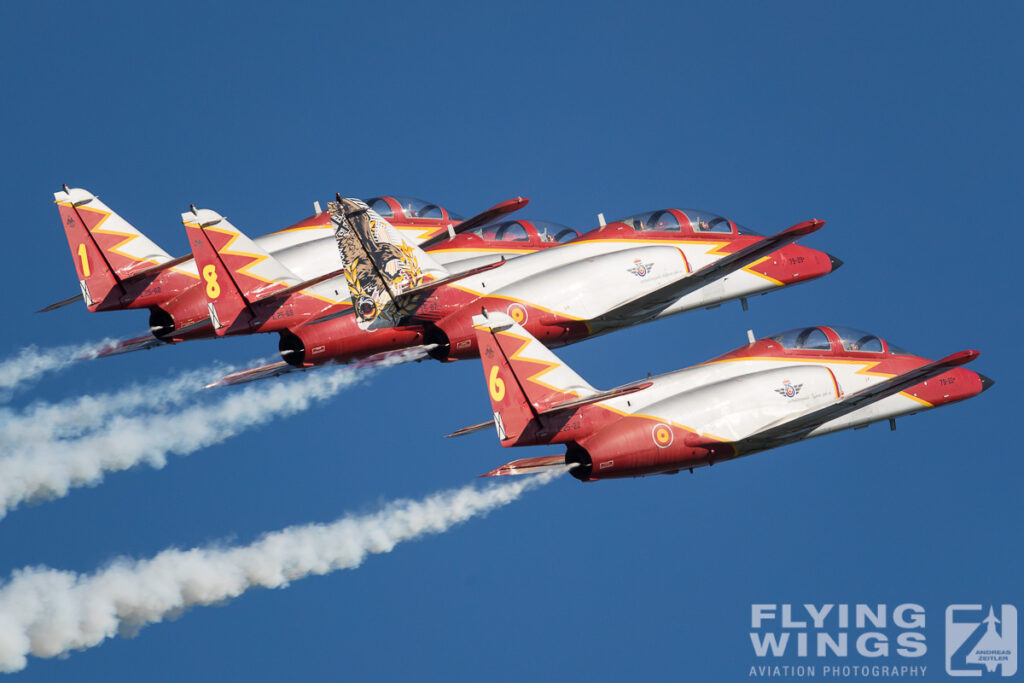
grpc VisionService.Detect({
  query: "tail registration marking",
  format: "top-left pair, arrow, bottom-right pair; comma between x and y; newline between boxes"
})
488,366 -> 506,402
77,243 -> 91,277
202,264 -> 221,299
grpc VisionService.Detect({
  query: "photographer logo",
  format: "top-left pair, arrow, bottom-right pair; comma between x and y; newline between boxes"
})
946,605 -> 1017,677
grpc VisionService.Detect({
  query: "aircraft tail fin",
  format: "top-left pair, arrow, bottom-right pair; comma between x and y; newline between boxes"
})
182,206 -> 303,335
54,186 -> 174,311
470,310 -> 596,445
329,197 -> 449,329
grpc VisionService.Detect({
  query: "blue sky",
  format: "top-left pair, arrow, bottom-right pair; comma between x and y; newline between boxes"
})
1,1 -> 1021,680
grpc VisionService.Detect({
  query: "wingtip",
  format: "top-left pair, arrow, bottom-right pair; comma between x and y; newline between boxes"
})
494,196 -> 530,213
787,219 -> 826,236
940,349 -> 980,367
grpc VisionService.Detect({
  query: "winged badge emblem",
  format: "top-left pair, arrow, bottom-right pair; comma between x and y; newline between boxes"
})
774,380 -> 803,398
626,258 -> 654,278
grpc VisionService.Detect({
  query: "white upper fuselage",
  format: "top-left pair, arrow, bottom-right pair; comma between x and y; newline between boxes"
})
593,354 -> 931,446
442,236 -> 786,323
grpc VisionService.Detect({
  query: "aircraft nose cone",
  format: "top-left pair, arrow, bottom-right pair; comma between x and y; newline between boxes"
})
828,253 -> 844,271
978,373 -> 995,392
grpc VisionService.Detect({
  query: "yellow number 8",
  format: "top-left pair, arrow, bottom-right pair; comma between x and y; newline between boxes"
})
202,264 -> 221,299
488,365 -> 506,402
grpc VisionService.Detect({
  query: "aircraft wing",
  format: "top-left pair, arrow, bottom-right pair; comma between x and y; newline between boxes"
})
537,380 -> 653,414
735,349 -> 979,452
247,266 -> 348,306
122,252 -> 195,280
400,259 -> 506,300
418,197 -> 529,249
593,219 -> 824,325
395,259 -> 507,323
445,380 -> 653,438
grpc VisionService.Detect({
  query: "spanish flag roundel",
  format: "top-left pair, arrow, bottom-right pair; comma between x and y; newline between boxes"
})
652,423 -> 674,448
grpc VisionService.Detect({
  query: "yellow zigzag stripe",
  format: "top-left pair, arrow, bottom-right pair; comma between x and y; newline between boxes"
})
199,224 -> 343,306
73,204 -> 160,272
496,329 -> 581,399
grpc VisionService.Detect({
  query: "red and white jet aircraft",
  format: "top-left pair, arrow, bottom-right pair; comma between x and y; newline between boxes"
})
49,186 -> 529,353
458,313 -> 991,480
185,198 -> 840,384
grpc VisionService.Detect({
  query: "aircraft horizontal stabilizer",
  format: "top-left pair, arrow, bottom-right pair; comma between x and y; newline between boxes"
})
90,334 -> 174,358
37,293 -> 84,313
737,349 -> 980,450
445,419 -> 495,438
208,344 -> 438,387
596,219 -> 825,324
206,361 -> 299,388
38,253 -> 196,313
480,454 -> 566,477
349,344 -> 437,368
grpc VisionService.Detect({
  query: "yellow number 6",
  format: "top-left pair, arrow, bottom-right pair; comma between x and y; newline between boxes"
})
488,365 -> 506,402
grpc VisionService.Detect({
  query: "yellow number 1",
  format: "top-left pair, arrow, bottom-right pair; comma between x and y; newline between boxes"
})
202,264 -> 221,299
77,243 -> 90,277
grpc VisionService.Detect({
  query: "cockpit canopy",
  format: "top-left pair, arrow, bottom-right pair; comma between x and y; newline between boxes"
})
612,208 -> 762,235
464,219 -> 580,244
766,326 -> 912,355
366,196 -> 465,222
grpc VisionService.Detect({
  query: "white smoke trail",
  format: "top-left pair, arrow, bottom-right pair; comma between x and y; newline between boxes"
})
0,471 -> 560,672
0,361 -> 249,447
0,339 -> 117,398
0,366 -> 367,519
